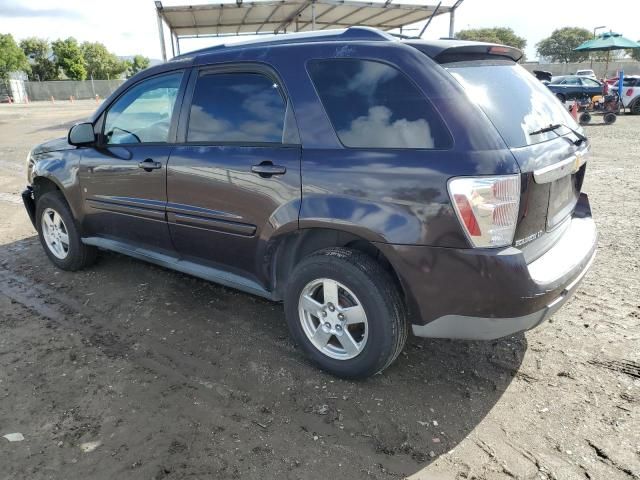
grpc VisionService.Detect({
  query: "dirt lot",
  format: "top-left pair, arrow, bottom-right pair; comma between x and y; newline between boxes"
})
0,101 -> 638,480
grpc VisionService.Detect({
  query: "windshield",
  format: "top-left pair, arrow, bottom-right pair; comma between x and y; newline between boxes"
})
447,62 -> 581,148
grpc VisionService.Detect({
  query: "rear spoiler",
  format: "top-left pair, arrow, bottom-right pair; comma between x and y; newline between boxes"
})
404,40 -> 523,64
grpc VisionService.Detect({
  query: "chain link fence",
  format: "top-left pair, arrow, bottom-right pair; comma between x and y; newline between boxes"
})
23,80 -> 125,102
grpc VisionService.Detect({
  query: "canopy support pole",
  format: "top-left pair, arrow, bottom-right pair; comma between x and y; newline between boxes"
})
448,8 -> 455,38
448,0 -> 463,38
156,8 -> 167,61
419,1 -> 440,37
312,1 -> 316,30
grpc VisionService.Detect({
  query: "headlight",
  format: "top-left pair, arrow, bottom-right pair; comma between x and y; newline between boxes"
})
26,149 -> 34,184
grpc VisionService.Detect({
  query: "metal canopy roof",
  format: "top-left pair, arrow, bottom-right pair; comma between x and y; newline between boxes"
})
155,1 -> 463,59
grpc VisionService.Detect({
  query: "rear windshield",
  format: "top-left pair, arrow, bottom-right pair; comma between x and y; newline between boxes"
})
447,62 -> 580,147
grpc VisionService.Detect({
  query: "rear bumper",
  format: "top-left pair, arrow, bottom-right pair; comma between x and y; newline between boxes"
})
412,247 -> 595,339
378,193 -> 597,340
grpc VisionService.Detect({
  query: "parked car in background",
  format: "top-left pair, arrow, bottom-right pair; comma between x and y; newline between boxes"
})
611,75 -> 640,114
547,75 -> 604,102
21,28 -> 597,378
576,69 -> 597,79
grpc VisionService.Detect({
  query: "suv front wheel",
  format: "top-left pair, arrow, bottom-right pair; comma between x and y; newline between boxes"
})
284,248 -> 407,379
36,191 -> 97,271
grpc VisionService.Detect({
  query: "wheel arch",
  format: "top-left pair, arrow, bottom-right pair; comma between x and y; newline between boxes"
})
32,175 -> 64,199
267,227 -> 417,322
31,175 -> 83,228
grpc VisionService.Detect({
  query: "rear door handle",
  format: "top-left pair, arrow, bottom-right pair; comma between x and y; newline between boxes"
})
251,163 -> 286,177
138,158 -> 162,171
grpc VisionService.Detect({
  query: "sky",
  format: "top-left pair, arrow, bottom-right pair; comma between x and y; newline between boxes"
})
0,0 -> 638,61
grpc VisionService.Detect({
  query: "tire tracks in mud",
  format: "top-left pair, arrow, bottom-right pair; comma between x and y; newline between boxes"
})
0,265 -> 312,395
0,263 -> 419,477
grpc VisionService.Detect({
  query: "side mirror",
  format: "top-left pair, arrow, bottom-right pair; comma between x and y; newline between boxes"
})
68,122 -> 95,146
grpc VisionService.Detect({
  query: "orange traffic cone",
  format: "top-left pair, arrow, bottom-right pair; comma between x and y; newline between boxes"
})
571,100 -> 579,121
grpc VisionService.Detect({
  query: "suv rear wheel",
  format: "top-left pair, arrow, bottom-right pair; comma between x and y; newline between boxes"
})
36,191 -> 97,271
284,247 -> 407,379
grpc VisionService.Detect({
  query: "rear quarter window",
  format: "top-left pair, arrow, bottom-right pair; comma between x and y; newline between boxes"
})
307,59 -> 452,149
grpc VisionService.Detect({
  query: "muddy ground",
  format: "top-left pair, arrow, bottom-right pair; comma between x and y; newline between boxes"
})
0,101 -> 638,480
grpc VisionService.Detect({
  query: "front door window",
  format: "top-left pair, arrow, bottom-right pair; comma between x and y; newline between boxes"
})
104,72 -> 182,145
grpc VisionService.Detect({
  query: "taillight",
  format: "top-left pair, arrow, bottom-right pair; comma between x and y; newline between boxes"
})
448,175 -> 520,248
626,88 -> 634,97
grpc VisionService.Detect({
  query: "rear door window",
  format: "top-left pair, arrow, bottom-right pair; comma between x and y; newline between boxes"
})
187,72 -> 289,143
307,59 -> 451,149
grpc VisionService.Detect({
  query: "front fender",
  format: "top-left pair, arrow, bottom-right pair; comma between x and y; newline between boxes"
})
31,148 -> 83,221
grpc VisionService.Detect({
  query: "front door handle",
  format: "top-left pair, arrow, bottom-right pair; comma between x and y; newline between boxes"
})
251,162 -> 286,177
138,158 -> 162,172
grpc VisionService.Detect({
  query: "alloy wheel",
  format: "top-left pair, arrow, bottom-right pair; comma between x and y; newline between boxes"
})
41,207 -> 70,259
298,278 -> 368,360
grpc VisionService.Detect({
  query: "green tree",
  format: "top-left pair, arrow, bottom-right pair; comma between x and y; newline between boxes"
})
52,37 -> 87,80
127,55 -> 150,77
455,27 -> 527,51
0,33 -> 30,81
81,41 -> 128,80
19,37 -> 58,81
536,27 -> 593,63
628,43 -> 640,61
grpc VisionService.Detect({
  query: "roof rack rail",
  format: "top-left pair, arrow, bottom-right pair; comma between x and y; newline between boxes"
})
171,27 -> 394,61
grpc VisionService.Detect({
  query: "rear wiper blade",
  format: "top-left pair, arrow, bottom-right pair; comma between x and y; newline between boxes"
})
529,123 -> 587,146
562,123 -> 588,146
529,124 -> 561,136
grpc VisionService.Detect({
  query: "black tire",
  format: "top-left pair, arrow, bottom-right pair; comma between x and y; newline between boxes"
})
603,112 -> 617,125
579,112 -> 591,125
284,247 -> 408,379
631,99 -> 640,115
36,191 -> 97,271
556,93 -> 566,103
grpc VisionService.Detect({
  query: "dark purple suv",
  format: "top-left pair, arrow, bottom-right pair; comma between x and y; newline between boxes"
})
22,28 -> 597,378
